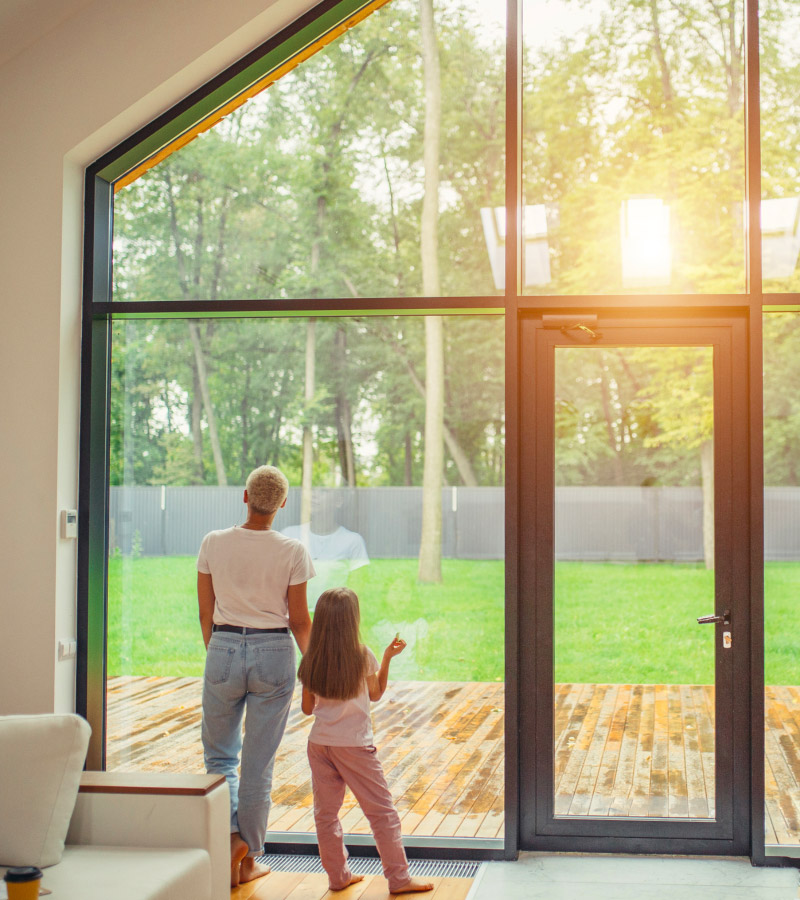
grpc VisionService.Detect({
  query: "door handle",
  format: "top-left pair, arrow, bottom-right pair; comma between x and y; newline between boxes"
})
696,609 -> 730,625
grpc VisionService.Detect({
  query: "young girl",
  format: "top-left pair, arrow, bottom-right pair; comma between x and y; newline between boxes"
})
298,587 -> 433,894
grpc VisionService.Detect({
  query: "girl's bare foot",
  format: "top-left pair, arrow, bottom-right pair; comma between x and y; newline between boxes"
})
239,856 -> 272,884
392,878 -> 434,893
331,873 -> 365,890
230,833 -> 248,887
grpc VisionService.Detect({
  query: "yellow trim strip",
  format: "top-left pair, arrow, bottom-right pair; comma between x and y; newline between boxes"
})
114,0 -> 392,193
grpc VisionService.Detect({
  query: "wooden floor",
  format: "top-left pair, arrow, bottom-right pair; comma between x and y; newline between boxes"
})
230,872 -> 472,900
106,678 -> 800,846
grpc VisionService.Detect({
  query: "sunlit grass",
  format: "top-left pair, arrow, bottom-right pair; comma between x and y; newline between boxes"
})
107,557 -> 800,684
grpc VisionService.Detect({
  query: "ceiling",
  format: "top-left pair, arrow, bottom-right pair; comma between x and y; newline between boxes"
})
0,0 -> 96,70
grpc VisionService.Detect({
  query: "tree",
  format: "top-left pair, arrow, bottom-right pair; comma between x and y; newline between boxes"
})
417,0 -> 444,583
631,348 -> 715,568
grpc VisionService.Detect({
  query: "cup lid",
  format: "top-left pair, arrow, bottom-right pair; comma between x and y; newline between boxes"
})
4,866 -> 42,882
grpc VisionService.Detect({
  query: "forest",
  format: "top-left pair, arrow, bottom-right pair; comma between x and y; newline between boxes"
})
109,0 -> 800,528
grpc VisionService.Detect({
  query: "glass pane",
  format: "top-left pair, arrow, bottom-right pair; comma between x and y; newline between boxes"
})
522,0 -> 745,295
760,3 -> 800,290
763,311 -> 800,847
111,0 -> 505,302
554,346 -> 716,818
106,314 -> 505,842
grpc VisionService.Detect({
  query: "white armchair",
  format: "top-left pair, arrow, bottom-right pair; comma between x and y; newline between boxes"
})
0,715 -> 229,900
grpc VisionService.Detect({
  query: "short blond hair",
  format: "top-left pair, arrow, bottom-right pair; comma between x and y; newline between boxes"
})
245,465 -> 289,515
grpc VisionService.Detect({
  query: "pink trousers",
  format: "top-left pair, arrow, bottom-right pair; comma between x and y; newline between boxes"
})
307,741 -> 410,892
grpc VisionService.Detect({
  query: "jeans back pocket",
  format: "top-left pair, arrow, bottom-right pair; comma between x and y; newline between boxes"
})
253,644 -> 294,692
205,644 -> 235,684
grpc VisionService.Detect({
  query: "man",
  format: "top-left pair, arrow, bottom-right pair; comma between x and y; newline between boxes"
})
197,465 -> 314,887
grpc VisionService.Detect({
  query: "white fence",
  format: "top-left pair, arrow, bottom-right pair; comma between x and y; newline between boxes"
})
108,485 -> 800,561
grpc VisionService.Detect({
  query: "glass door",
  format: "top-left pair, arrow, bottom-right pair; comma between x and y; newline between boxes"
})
518,314 -> 750,854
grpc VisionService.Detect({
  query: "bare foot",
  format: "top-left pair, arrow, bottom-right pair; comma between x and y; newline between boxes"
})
330,874 -> 365,890
230,833 -> 248,887
239,856 -> 272,884
392,879 -> 435,894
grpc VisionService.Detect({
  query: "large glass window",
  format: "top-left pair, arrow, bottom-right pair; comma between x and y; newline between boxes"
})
84,0 -> 800,861
106,314 -> 505,840
763,311 -> 800,850
111,0 -> 505,303
760,2 -> 800,291
521,0 -> 745,294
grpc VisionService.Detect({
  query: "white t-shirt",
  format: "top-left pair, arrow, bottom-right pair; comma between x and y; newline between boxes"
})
308,647 -> 380,747
197,526 -> 315,629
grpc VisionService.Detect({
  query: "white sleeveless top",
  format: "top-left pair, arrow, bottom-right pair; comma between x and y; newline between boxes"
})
308,647 -> 380,747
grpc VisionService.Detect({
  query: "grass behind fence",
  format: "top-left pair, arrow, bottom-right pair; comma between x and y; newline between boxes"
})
107,557 -> 800,684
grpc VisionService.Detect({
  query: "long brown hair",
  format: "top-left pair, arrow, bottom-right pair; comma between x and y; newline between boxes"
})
297,587 -> 369,700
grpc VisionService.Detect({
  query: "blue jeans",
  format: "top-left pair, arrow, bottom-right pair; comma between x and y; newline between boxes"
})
201,630 -> 296,855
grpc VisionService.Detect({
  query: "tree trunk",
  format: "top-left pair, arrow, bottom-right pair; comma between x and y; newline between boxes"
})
188,321 -> 227,485
417,0 -> 444,583
190,362 -> 205,483
648,0 -> 674,112
700,439 -> 714,570
164,171 -> 225,486
419,317 -> 444,582
335,326 -> 356,486
240,367 -> 250,483
599,362 -> 625,486
301,318 -> 316,524
394,346 -> 479,486
336,394 -> 356,486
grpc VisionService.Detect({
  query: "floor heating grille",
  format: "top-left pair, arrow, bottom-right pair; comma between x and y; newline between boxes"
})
256,854 -> 482,879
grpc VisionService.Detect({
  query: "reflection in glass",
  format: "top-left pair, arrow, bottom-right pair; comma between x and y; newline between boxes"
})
620,198 -> 671,288
280,491 -> 370,610
761,199 -> 800,282
554,346 -> 716,818
522,0 -> 745,294
763,312 -> 800,848
111,0 -> 505,302
106,314 -> 505,840
481,205 -> 551,289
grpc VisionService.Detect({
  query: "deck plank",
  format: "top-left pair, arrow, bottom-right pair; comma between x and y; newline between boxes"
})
106,677 -> 800,846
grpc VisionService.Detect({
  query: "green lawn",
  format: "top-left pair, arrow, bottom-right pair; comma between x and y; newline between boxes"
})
107,557 -> 800,684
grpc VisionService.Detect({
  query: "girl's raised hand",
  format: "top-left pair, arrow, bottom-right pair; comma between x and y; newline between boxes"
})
384,633 -> 406,658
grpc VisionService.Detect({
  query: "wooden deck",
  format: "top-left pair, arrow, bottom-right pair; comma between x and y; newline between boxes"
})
107,677 -> 505,840
106,678 -> 800,846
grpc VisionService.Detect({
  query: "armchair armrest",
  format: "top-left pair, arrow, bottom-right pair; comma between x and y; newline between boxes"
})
67,773 -> 229,900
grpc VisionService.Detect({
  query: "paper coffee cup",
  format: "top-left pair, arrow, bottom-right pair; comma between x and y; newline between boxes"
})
4,867 -> 42,900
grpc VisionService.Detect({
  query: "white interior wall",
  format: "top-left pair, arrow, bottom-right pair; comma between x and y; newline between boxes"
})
0,0 -> 317,715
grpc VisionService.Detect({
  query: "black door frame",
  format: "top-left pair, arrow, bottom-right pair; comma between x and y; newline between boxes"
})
515,309 -> 752,855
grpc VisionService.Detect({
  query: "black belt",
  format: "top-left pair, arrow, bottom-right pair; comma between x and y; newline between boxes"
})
212,624 -> 289,634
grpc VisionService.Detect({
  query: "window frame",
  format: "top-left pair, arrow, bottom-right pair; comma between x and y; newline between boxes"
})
78,0 -> 795,864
